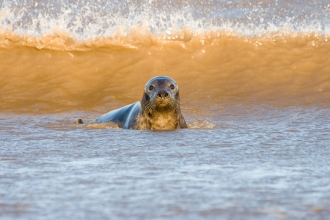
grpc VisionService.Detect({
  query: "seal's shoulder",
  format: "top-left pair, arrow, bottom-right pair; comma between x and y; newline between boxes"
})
94,101 -> 141,129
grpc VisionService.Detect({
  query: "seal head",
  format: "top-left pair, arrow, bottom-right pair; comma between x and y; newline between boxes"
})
137,76 -> 187,130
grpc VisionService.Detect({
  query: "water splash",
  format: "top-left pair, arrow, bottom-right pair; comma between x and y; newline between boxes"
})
1,0 -> 329,39
188,120 -> 216,129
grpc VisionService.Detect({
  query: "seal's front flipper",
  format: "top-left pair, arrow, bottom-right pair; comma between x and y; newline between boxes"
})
178,115 -> 188,128
94,102 -> 141,129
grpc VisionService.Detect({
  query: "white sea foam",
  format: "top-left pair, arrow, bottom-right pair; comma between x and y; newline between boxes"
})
0,0 -> 329,38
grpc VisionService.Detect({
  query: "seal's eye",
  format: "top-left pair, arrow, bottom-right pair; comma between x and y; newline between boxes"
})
170,84 -> 175,90
149,85 -> 154,91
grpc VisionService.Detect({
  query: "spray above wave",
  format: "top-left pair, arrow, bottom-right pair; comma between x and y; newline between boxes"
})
1,0 -> 329,40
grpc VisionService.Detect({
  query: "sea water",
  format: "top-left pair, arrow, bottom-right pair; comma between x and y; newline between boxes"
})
1,0 -> 330,219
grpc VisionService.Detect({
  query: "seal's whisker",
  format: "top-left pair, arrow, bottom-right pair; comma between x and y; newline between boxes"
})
169,99 -> 179,112
143,101 -> 156,114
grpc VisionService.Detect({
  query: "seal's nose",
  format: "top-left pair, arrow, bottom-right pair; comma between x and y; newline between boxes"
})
157,91 -> 169,98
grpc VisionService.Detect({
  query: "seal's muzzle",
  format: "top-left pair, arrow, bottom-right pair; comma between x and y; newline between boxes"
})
156,91 -> 169,98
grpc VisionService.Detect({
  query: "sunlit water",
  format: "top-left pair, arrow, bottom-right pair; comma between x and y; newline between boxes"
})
1,0 -> 330,219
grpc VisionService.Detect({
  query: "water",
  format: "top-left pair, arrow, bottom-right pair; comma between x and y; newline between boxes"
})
2,107 -> 330,219
1,0 -> 330,219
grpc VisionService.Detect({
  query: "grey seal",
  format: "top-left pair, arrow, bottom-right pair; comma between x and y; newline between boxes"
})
94,76 -> 187,130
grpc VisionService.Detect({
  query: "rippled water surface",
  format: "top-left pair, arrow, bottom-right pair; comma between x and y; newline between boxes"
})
2,105 -> 330,219
1,0 -> 330,219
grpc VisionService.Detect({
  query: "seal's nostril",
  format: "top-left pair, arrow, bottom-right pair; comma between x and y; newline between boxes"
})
157,91 -> 169,98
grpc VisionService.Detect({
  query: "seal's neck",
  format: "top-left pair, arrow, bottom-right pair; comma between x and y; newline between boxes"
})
137,109 -> 180,130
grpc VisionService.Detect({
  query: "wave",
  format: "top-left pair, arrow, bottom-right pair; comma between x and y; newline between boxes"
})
1,1 -> 329,113
0,28 -> 329,113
